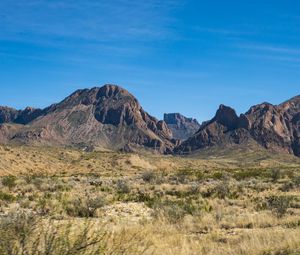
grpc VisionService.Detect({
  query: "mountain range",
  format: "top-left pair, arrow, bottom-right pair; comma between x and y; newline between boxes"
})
0,84 -> 299,157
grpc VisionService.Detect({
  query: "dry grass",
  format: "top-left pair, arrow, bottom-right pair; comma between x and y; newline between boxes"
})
0,144 -> 300,255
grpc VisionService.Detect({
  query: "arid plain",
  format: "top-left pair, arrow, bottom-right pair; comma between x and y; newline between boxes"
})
0,144 -> 299,255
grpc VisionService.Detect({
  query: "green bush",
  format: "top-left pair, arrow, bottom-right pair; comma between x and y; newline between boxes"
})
141,171 -> 156,183
233,168 -> 263,180
270,169 -> 281,182
0,191 -> 15,202
266,195 -> 292,218
116,180 -> 131,194
2,176 -> 17,189
153,200 -> 196,223
66,196 -> 105,218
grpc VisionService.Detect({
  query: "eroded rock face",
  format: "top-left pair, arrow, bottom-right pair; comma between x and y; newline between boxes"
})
164,113 -> 200,140
2,84 -> 175,153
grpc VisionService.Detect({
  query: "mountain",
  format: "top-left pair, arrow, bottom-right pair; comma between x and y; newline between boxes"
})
0,85 -> 299,157
174,97 -> 300,157
164,113 -> 200,140
0,106 -> 43,125
0,85 -> 175,153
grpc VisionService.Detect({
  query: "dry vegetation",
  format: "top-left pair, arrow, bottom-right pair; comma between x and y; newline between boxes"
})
0,145 -> 300,255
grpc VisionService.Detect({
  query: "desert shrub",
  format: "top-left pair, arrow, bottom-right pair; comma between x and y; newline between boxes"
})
233,168 -> 263,180
266,195 -> 292,218
116,180 -> 131,194
279,182 -> 294,192
129,191 -> 161,208
293,176 -> 300,187
152,199 -> 196,223
24,175 -> 40,184
0,211 -> 152,255
141,170 -> 155,183
66,196 -> 105,218
202,181 -> 239,200
0,191 -> 16,202
175,168 -> 194,184
32,177 -> 44,190
211,172 -> 224,180
270,169 -> 281,182
214,182 -> 230,199
188,184 -> 199,195
2,176 -> 17,189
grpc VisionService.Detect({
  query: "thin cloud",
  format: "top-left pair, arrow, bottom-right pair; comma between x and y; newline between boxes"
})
192,27 -> 254,36
0,0 -> 181,43
237,43 -> 300,55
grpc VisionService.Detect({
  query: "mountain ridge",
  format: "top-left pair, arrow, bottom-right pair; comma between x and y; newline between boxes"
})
0,85 -> 299,157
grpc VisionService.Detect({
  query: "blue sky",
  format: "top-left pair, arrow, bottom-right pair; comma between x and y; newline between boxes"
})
0,0 -> 300,122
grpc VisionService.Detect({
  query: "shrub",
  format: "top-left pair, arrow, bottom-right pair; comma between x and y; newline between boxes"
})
293,176 -> 300,187
2,176 -> 17,189
116,180 -> 131,194
270,169 -> 281,182
0,212 -> 152,255
141,171 -> 155,183
0,191 -> 15,202
66,196 -> 105,218
266,195 -> 292,218
213,182 -> 230,199
153,200 -> 193,223
233,168 -> 262,180
279,182 -> 294,192
211,172 -> 224,180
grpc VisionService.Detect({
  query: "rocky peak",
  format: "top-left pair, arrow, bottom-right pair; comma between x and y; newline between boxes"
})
214,104 -> 239,130
96,84 -> 131,99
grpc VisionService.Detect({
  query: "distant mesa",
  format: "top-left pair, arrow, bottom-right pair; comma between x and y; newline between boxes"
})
0,84 -> 300,157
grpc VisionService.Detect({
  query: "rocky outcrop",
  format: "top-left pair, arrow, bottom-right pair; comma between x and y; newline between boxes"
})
164,113 -> 200,140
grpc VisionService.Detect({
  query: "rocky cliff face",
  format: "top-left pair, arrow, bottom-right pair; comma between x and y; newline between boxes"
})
1,85 -> 175,153
174,97 -> 300,156
164,113 -> 200,140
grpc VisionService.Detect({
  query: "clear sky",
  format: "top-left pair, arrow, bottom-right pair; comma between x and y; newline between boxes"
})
0,0 -> 300,122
